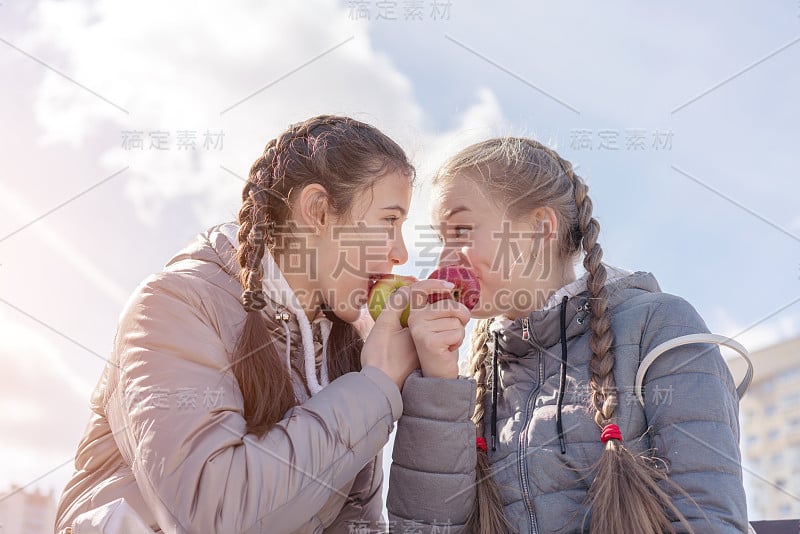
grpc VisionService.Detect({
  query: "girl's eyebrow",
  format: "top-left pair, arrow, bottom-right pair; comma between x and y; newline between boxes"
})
429,206 -> 471,230
382,205 -> 407,215
443,206 -> 470,219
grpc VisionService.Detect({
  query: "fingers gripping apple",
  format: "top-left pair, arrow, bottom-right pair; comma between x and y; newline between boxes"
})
367,274 -> 419,327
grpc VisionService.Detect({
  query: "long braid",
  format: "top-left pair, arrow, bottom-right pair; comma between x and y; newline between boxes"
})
571,174 -> 616,426
562,164 -> 693,534
237,145 -> 276,311
467,319 -> 491,430
467,319 -> 515,534
231,139 -> 294,435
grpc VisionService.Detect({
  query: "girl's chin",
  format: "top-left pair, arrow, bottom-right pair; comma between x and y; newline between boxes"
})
470,308 -> 496,320
323,304 -> 361,324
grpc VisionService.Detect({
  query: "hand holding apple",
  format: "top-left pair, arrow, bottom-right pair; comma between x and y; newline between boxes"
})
367,267 -> 480,327
360,283 -> 419,392
404,278 -> 473,379
366,267 -> 479,380
367,274 -> 419,328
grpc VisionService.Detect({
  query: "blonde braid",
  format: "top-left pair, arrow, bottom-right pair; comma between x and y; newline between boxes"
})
467,318 -> 515,534
571,176 -> 616,426
567,167 -> 693,534
467,319 -> 491,428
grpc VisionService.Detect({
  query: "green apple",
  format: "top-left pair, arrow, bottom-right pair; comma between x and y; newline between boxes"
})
367,274 -> 418,327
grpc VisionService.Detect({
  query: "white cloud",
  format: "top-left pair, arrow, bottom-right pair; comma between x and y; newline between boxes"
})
23,0 -> 508,233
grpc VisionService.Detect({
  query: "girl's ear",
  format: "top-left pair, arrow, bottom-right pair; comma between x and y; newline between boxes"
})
297,183 -> 330,233
528,206 -> 558,241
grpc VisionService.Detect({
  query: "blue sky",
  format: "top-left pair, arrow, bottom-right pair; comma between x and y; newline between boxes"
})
0,0 -> 798,521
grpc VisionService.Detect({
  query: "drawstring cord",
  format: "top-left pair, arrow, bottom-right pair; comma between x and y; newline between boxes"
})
490,295 -> 574,455
556,295 -> 569,454
319,319 -> 331,386
278,312 -> 292,370
275,310 -> 331,395
491,330 -> 500,452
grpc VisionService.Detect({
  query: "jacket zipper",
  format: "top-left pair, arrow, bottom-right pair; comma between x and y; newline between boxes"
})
517,346 -> 542,534
521,317 -> 530,340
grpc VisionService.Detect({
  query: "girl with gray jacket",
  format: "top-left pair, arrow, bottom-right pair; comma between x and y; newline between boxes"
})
55,116 -> 464,533
389,138 -> 748,533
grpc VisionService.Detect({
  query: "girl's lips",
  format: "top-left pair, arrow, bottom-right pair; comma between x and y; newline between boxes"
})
367,273 -> 392,290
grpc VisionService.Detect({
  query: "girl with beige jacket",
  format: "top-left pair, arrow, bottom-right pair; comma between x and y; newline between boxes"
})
55,116 -> 465,533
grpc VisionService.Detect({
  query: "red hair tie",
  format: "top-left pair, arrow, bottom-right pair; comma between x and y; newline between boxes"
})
600,424 -> 623,443
476,437 -> 488,453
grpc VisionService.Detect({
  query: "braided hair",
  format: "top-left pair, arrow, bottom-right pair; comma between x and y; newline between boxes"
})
231,115 -> 414,437
465,317 -> 515,533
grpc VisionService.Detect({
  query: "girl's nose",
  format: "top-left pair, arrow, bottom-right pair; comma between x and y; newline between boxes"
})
389,233 -> 408,266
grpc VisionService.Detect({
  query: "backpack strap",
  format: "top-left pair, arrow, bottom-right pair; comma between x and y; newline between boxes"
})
635,333 -> 753,406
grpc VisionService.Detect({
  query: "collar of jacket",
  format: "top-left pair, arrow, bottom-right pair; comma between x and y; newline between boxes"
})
167,222 -> 335,396
489,267 -> 661,356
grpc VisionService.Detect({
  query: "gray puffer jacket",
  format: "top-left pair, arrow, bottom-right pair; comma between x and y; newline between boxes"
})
388,270 -> 747,533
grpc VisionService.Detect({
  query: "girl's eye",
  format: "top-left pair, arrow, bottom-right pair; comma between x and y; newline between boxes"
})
433,224 -> 471,244
384,217 -> 399,225
453,226 -> 471,238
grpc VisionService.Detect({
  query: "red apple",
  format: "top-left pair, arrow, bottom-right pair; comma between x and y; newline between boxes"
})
426,266 -> 480,310
367,274 -> 418,327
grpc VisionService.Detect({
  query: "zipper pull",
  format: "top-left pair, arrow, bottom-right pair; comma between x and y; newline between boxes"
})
521,317 -> 530,340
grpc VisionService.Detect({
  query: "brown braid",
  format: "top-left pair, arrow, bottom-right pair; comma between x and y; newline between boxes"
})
230,115 -> 414,437
433,137 -> 694,533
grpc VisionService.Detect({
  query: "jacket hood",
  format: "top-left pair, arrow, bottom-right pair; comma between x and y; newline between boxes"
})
490,266 -> 662,356
165,222 -> 334,397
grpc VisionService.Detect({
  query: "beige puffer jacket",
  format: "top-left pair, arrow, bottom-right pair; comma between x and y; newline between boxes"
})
55,223 -> 402,533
